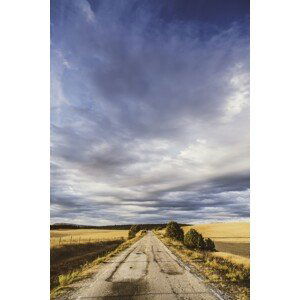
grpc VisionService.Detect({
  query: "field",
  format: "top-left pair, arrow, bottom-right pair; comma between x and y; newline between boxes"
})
50,233 -> 145,298
50,239 -> 123,289
183,222 -> 249,242
155,232 -> 250,300
50,229 -> 129,248
183,222 -> 250,258
50,229 -> 129,289
155,223 -> 250,299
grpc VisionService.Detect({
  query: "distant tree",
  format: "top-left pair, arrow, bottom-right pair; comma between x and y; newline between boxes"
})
184,229 -> 200,249
198,233 -> 206,250
184,229 -> 207,250
128,225 -> 140,239
204,238 -> 216,251
165,221 -> 184,241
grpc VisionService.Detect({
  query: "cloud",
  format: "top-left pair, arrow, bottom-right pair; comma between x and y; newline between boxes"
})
50,0 -> 249,225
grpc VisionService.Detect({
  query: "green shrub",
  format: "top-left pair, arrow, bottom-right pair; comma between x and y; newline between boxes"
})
165,221 -> 184,241
205,238 -> 216,251
128,225 -> 140,239
184,229 -> 200,248
198,233 -> 206,250
184,229 -> 207,250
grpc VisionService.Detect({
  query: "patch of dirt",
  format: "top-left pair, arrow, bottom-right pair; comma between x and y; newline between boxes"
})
102,280 -> 147,300
215,242 -> 250,258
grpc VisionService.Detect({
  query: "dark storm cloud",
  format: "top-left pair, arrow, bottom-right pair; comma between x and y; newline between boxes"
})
50,0 -> 249,225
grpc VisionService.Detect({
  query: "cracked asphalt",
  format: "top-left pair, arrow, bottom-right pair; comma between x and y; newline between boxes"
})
73,231 -> 222,300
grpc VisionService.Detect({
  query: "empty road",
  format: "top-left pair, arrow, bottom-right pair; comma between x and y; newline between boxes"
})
73,232 -> 222,300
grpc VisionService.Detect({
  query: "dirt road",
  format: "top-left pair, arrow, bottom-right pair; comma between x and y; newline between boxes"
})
72,231 -> 223,300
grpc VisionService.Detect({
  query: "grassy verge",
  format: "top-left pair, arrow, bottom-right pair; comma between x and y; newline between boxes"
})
51,239 -> 125,289
50,235 -> 143,299
154,231 -> 250,300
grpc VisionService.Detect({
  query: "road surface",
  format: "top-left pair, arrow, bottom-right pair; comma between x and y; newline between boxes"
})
73,231 -> 222,300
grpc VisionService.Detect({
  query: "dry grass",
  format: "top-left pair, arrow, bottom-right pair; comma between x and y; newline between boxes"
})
50,229 -> 129,248
50,235 -> 143,299
183,222 -> 250,243
212,252 -> 250,268
158,222 -> 250,258
50,239 -> 124,289
183,222 -> 250,258
155,232 -> 250,300
50,229 -> 132,290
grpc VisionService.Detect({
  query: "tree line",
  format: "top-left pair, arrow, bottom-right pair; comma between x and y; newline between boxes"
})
127,221 -> 216,252
165,221 -> 216,251
50,222 -> 188,231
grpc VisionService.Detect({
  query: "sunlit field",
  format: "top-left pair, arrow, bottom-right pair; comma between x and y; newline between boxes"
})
184,222 -> 249,242
50,229 -> 129,289
156,222 -> 250,259
184,222 -> 250,258
50,229 -> 128,248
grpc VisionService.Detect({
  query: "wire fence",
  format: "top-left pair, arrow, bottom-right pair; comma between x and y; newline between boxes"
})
50,236 -> 126,247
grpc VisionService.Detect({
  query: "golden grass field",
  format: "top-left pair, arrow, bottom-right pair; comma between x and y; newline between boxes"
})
183,222 -> 250,242
50,229 -> 129,248
157,221 -> 250,260
184,222 -> 250,259
50,232 -> 144,296
50,229 -> 130,290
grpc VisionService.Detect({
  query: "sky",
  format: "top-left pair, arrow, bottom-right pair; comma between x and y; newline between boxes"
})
50,0 -> 249,225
